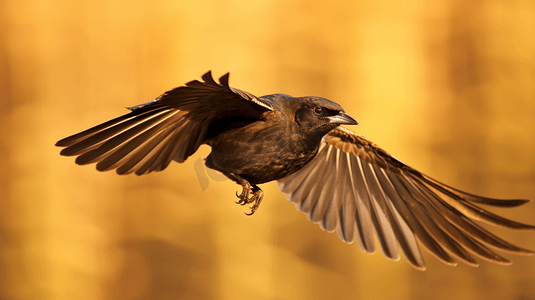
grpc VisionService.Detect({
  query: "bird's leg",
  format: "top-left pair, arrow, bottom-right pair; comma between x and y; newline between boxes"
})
230,173 -> 264,215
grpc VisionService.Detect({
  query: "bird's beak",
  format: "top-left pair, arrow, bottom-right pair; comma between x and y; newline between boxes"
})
327,112 -> 358,125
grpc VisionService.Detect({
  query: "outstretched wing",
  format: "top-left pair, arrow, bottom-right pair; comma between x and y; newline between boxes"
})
277,126 -> 535,270
56,71 -> 273,175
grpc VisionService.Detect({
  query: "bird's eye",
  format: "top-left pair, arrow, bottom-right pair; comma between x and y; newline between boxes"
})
313,106 -> 323,115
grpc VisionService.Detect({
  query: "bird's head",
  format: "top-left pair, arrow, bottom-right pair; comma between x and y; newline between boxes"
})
262,94 -> 357,141
262,94 -> 358,143
293,96 -> 357,137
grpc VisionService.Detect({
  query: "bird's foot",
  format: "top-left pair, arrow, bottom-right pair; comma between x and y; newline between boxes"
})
235,180 -> 252,205
244,187 -> 263,216
231,173 -> 264,215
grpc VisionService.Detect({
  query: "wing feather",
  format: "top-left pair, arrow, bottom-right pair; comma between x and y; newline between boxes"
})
277,126 -> 534,269
348,155 -> 376,252
56,71 -> 271,175
321,148 -> 346,233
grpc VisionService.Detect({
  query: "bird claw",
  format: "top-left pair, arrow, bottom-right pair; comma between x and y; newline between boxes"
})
244,188 -> 264,216
231,173 -> 264,215
235,181 -> 252,205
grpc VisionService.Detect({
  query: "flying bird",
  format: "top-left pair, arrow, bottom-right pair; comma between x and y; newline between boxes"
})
56,71 -> 534,270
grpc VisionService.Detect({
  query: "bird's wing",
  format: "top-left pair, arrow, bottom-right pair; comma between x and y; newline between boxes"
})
56,71 -> 272,175
277,126 -> 535,270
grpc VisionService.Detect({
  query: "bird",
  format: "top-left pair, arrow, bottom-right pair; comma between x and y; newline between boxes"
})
56,71 -> 535,270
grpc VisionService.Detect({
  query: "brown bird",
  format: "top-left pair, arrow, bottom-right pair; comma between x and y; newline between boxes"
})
56,71 -> 534,270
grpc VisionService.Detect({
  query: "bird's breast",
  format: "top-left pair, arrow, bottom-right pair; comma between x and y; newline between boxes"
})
205,122 -> 320,185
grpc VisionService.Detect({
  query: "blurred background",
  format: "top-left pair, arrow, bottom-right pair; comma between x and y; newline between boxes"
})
1,0 -> 535,299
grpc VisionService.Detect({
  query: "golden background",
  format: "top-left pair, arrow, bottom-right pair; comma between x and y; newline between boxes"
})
1,0 -> 535,299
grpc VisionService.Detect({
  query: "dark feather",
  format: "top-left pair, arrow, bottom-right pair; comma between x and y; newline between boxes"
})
278,126 -> 534,269
57,71 -> 272,175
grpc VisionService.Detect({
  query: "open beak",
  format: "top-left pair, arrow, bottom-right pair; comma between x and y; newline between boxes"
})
327,112 -> 358,125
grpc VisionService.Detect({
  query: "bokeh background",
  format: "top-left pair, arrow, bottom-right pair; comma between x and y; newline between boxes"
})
1,0 -> 535,299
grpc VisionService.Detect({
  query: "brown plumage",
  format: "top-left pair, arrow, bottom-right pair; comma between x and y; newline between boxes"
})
56,71 -> 535,270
